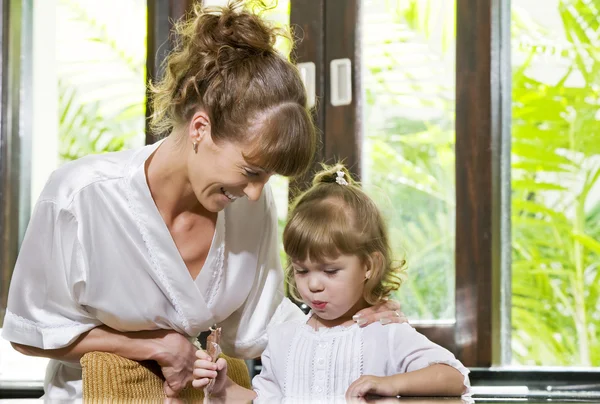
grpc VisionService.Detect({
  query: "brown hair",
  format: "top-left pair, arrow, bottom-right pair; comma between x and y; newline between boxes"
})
149,0 -> 316,177
283,164 -> 406,306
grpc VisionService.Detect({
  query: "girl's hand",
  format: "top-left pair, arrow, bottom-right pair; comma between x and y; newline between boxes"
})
192,349 -> 229,396
345,375 -> 398,398
151,331 -> 198,397
353,299 -> 408,327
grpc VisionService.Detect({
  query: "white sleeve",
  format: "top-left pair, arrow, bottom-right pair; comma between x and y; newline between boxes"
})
391,324 -> 471,394
1,199 -> 101,349
251,335 -> 283,400
217,188 -> 304,359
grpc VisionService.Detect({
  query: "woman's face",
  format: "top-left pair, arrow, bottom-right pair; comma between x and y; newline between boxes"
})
187,114 -> 272,213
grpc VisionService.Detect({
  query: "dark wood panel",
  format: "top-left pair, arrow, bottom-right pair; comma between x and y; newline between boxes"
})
415,324 -> 456,353
289,0 -> 325,195
146,0 -> 196,144
455,0 -> 510,367
324,0 -> 360,180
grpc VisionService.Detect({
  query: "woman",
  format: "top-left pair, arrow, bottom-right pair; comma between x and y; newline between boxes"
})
1,1 -> 405,399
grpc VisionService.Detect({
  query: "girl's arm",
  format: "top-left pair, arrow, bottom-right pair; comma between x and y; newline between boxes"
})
215,377 -> 258,401
346,364 -> 466,398
12,326 -> 198,397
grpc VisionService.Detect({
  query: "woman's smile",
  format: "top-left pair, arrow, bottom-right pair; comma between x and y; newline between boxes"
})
221,187 -> 240,201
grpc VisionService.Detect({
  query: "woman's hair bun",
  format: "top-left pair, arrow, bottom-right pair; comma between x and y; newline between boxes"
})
190,0 -> 280,57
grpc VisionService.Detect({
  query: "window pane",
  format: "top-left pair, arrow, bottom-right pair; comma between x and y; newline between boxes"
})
511,0 -> 600,366
0,0 -> 147,382
56,0 -> 147,163
361,0 -> 456,322
261,0 -> 291,267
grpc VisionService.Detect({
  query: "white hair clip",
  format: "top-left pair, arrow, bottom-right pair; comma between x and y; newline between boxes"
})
335,171 -> 349,186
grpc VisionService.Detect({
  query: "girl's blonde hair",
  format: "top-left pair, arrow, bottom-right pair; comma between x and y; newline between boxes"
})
283,164 -> 406,305
149,0 -> 316,177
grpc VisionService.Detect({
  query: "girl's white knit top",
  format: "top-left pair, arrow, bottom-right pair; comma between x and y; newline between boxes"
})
252,308 -> 471,401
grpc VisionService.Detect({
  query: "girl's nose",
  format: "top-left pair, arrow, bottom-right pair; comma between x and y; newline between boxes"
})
308,276 -> 324,292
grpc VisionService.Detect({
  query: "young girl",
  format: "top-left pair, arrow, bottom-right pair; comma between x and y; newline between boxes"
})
193,165 -> 471,401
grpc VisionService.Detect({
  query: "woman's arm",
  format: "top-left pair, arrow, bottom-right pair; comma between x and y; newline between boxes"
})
346,364 -> 466,398
11,326 -> 164,361
11,326 -> 198,397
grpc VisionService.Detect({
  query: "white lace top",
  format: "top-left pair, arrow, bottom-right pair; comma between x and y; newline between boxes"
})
253,307 -> 471,401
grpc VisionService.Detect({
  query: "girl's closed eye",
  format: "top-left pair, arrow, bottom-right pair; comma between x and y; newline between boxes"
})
294,267 -> 308,275
324,269 -> 340,275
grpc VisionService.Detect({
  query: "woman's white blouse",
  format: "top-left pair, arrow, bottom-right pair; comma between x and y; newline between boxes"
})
1,141 -> 303,398
253,311 -> 471,401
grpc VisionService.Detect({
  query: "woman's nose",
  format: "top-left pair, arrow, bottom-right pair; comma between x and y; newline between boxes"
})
244,181 -> 265,201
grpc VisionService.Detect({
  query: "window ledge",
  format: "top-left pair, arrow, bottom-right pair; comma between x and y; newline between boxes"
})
470,367 -> 600,399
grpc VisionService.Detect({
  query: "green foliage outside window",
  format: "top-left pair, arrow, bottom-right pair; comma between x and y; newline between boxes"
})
510,0 -> 600,366
363,0 -> 457,322
365,0 -> 600,366
57,0 -> 146,162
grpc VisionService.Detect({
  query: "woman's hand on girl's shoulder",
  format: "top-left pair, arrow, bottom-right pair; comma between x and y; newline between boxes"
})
353,300 -> 408,328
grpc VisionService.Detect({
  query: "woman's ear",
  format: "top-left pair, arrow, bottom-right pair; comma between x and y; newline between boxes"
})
188,109 -> 211,144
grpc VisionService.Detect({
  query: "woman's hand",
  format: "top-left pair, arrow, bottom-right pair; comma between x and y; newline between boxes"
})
192,349 -> 229,395
346,375 -> 399,398
150,331 -> 198,397
353,299 -> 408,327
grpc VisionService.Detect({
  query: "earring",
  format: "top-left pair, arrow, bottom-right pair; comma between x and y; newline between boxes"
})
192,141 -> 198,154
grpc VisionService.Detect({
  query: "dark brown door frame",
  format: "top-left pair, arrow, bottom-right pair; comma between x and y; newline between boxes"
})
455,0 -> 511,367
292,0 -> 362,181
146,0 -> 196,145
289,0 -> 325,194
323,0 -> 361,180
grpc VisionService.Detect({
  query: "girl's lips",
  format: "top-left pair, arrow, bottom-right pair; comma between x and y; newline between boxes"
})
312,301 -> 327,310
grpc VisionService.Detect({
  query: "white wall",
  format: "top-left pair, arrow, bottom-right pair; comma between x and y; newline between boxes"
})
30,0 -> 58,209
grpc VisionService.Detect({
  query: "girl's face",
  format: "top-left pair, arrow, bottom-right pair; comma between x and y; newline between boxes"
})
292,254 -> 372,324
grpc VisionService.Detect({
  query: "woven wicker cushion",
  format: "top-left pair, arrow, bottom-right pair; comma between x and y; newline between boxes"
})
81,351 -> 251,400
